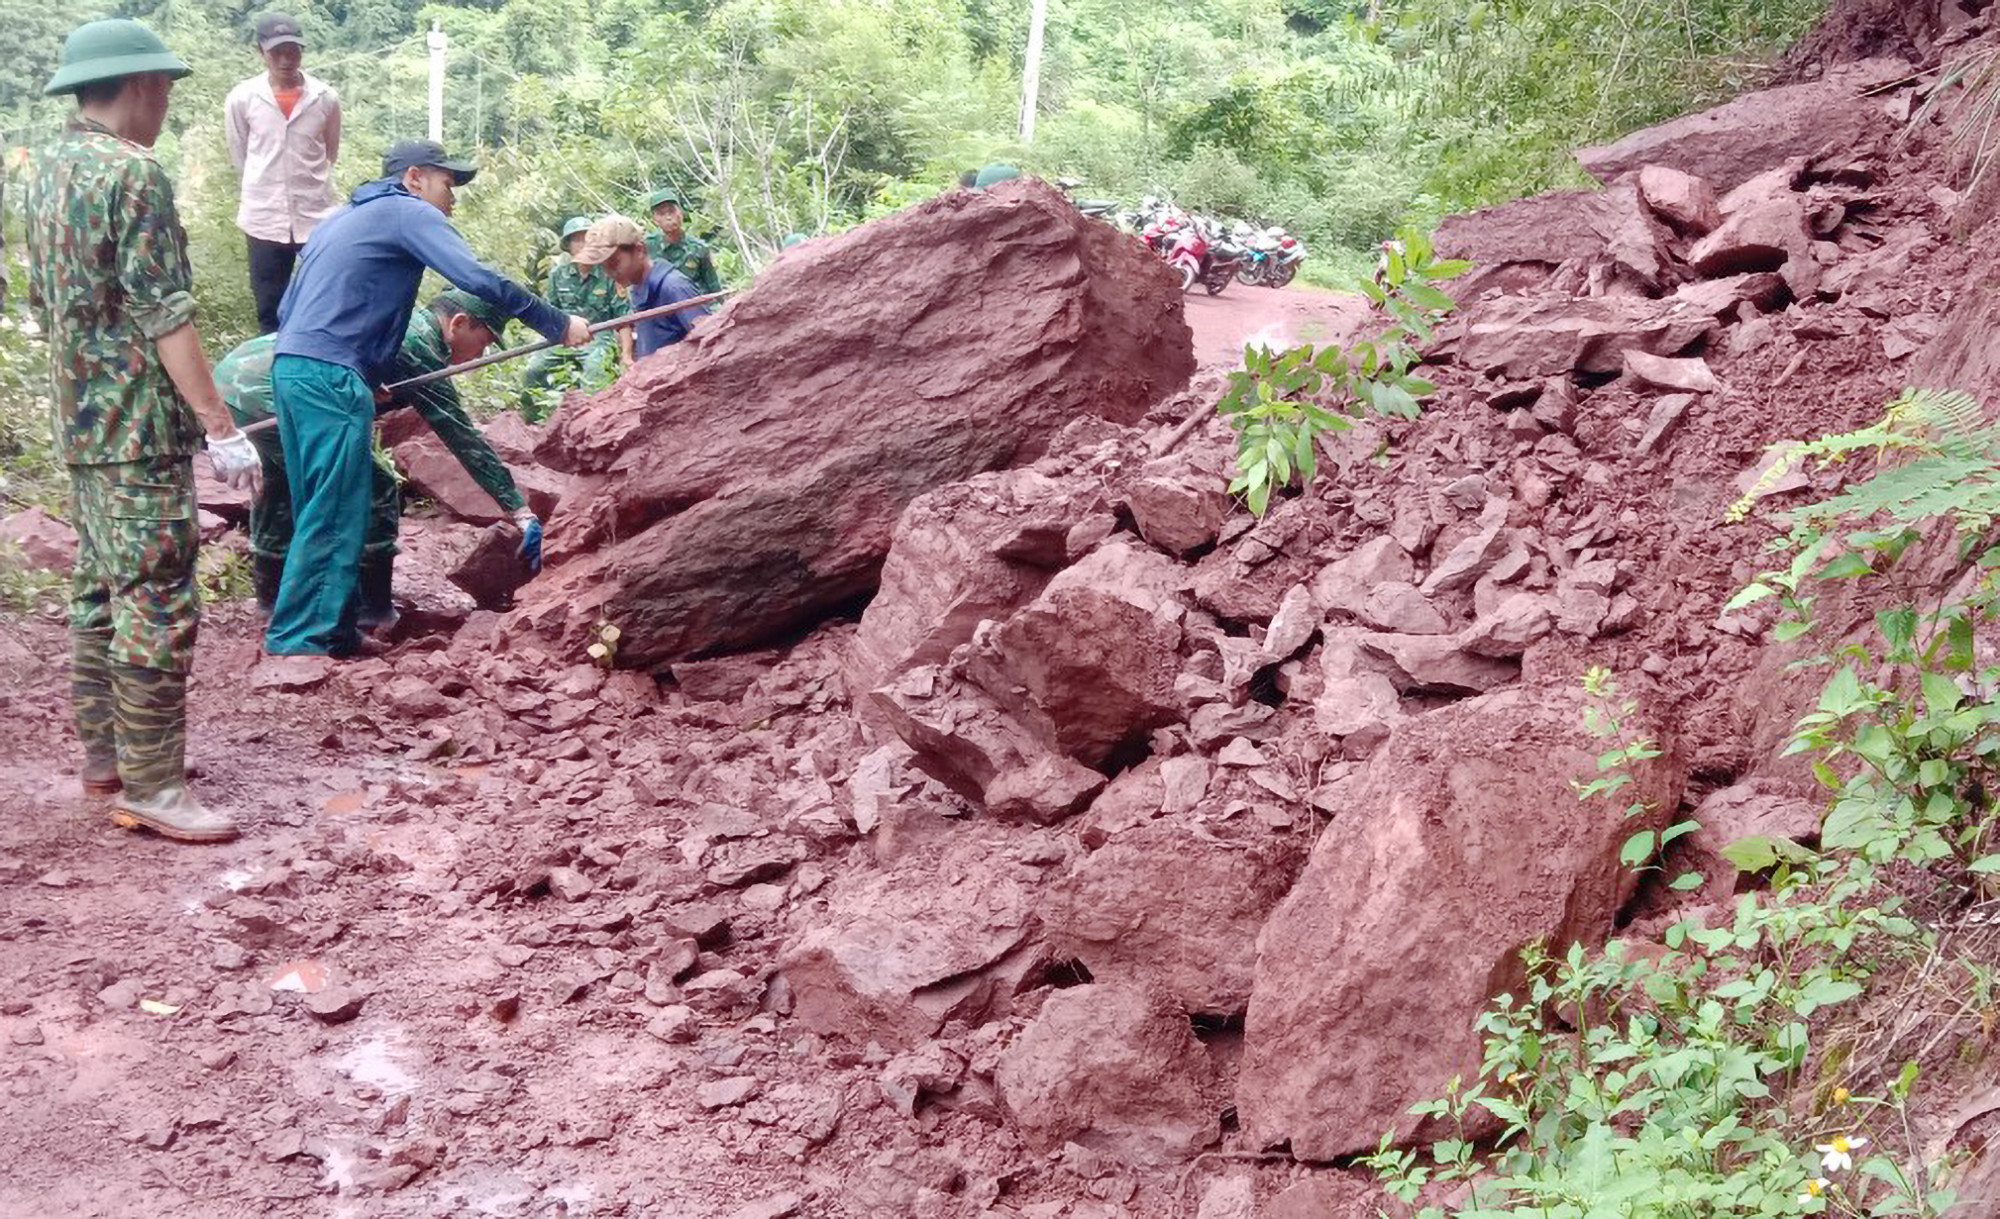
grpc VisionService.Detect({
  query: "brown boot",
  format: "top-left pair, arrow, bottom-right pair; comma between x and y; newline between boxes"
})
111,787 -> 240,843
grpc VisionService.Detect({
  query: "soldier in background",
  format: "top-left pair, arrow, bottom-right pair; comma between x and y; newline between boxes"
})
25,18 -> 265,843
521,214 -> 625,418
644,187 -> 723,296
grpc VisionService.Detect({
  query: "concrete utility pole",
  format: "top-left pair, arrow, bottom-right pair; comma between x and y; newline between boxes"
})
1019,0 -> 1048,143
426,21 -> 448,143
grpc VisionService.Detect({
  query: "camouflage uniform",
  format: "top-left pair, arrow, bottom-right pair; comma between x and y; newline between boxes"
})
24,115 -> 202,800
218,307 -> 526,580
521,256 -> 623,419
645,231 -> 722,296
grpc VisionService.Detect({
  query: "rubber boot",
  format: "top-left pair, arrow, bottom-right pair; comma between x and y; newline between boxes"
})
72,626 -> 121,796
251,553 -> 286,618
102,664 -> 236,841
112,787 -> 239,843
354,553 -> 399,635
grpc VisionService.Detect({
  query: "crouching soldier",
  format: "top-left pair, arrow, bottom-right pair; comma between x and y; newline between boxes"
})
216,289 -> 543,626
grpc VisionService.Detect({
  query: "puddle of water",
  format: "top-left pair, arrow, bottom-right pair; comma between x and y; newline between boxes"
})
330,1031 -> 420,1095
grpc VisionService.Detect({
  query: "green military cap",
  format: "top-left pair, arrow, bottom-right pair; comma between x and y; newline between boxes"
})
646,186 -> 689,211
560,215 -> 594,240
973,163 -> 1020,189
432,289 -> 511,338
45,18 -> 192,95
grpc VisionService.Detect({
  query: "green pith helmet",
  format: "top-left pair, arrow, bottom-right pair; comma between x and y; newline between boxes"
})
433,289 -> 510,339
560,215 -> 594,240
44,18 -> 192,96
646,186 -> 688,211
973,163 -> 1020,189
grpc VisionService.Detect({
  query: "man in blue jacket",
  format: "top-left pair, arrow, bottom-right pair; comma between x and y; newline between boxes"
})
268,139 -> 588,657
571,214 -> 707,359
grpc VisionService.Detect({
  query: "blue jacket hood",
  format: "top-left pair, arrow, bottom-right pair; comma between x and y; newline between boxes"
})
349,177 -> 404,206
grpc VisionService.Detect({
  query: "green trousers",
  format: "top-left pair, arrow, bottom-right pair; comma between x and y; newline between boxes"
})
68,458 -> 199,798
520,334 -> 617,423
246,424 -> 401,564
266,355 -> 373,656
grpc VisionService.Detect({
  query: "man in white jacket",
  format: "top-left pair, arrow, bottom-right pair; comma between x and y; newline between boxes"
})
224,13 -> 341,333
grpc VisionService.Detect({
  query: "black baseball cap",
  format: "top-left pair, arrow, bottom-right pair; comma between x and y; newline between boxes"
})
254,13 -> 304,49
381,139 -> 478,185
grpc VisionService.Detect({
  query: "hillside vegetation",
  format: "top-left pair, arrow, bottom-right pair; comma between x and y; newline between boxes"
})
1,0 -> 1825,340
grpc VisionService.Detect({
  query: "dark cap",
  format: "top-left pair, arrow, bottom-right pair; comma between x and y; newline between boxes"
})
382,139 -> 477,185
432,289 -> 510,339
254,13 -> 305,50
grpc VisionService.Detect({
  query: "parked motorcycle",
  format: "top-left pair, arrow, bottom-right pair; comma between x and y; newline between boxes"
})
1200,222 -> 1250,296
1055,177 -> 1121,221
1237,226 -> 1307,288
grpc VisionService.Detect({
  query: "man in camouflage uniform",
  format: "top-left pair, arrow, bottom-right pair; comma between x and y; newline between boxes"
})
521,214 -> 624,420
25,18 -> 266,843
644,187 -> 723,296
217,289 -> 543,623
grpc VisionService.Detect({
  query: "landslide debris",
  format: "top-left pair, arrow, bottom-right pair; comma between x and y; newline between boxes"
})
496,176 -> 1196,669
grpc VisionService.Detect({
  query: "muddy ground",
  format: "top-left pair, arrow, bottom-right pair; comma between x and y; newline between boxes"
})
0,286 -> 1360,1219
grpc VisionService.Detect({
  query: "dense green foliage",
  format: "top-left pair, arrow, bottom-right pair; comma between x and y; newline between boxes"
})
0,0 -> 1828,344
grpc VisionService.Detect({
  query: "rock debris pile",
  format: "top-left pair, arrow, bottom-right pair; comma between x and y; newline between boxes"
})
87,8 -> 2000,1212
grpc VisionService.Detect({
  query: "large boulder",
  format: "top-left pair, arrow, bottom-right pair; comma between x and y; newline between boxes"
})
1239,685 -> 1683,1159
995,984 -> 1220,1166
503,178 -> 1195,667
1576,59 -> 1909,191
1457,295 -> 1715,381
847,468 -> 1083,698
778,835 -> 1045,1047
1038,824 -> 1303,1016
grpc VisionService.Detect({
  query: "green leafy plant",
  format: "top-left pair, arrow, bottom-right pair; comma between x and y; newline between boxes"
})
1215,226 -> 1466,514
1367,388 -> 2000,1218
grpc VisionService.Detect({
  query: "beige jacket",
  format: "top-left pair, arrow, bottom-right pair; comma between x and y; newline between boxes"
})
224,71 -> 341,245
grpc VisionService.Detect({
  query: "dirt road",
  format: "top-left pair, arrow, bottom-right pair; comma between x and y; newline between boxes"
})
1179,281 -> 1371,367
0,283 -> 1361,1219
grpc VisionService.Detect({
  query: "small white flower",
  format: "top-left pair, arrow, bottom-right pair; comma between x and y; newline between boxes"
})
587,642 -> 609,661
1816,1135 -> 1867,1173
1798,1177 -> 1830,1204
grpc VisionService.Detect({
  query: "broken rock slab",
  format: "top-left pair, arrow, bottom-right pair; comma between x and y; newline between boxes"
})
0,508 -> 76,571
996,983 -> 1220,1167
966,541 -> 1190,768
446,523 -> 535,611
1624,350 -> 1721,394
504,178 -> 1196,668
1637,164 -> 1722,235
777,834 -> 1043,1047
1358,632 -> 1519,695
1576,58 -> 1907,191
1038,823 -> 1303,1016
392,432 -> 566,526
847,467 -> 1080,698
1458,295 -> 1716,382
1239,685 -> 1682,1159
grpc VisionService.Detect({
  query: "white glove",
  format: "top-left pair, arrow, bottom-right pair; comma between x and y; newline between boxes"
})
206,429 -> 264,498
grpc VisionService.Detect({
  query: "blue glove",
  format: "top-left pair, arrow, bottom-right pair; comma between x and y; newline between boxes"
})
513,509 -> 543,575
